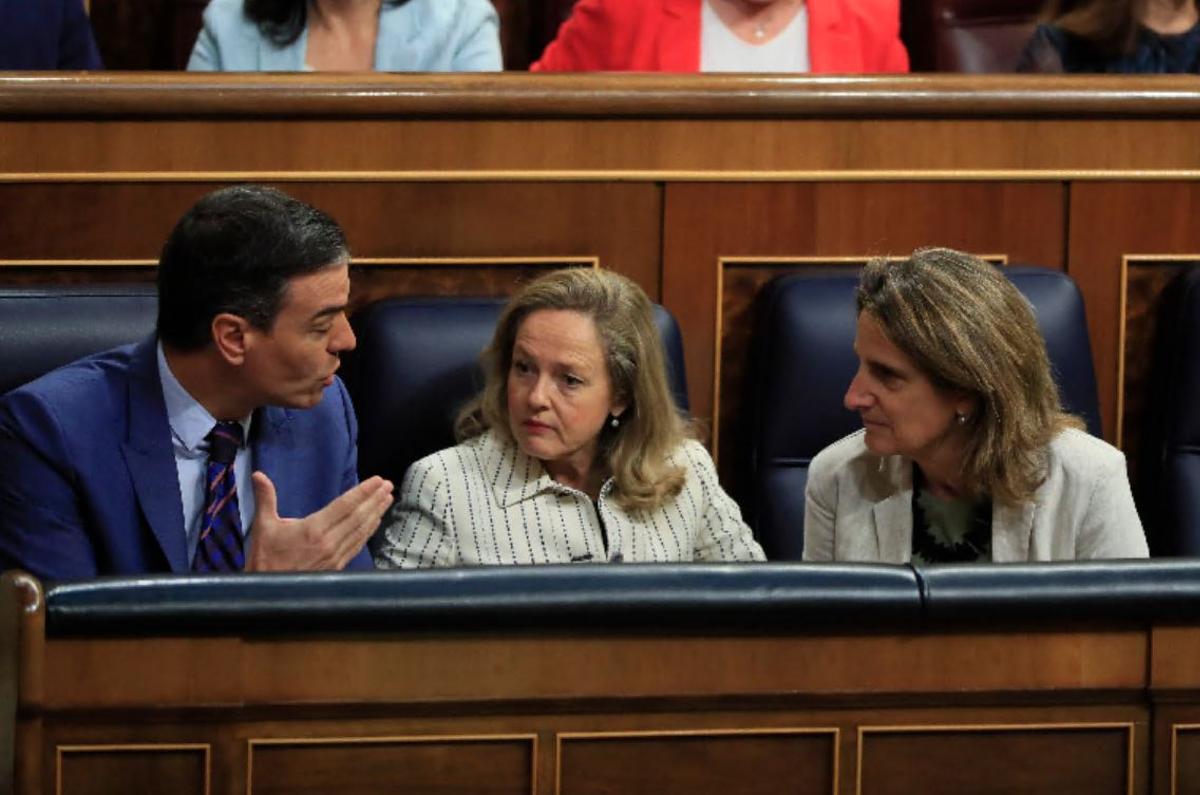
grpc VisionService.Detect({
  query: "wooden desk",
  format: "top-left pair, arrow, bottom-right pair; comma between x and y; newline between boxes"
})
2,74 -> 1197,484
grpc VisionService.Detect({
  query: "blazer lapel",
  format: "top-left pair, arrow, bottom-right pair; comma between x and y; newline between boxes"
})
119,339 -> 189,572
992,500 -> 1036,561
259,29 -> 306,70
251,406 -> 295,512
660,0 -> 700,71
806,0 -> 857,73
870,456 -> 914,562
377,0 -> 423,70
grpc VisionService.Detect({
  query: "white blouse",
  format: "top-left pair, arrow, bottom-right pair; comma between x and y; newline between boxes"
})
700,0 -> 810,73
373,429 -> 766,567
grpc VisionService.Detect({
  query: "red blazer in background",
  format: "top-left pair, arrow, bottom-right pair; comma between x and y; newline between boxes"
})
532,0 -> 908,73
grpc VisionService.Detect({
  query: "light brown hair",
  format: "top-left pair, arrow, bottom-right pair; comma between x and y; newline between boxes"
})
856,248 -> 1083,505
457,268 -> 691,512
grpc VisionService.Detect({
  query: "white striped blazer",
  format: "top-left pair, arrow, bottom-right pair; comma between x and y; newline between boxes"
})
372,429 -> 766,567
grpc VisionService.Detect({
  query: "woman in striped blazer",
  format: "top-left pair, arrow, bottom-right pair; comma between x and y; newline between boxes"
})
372,268 -> 765,567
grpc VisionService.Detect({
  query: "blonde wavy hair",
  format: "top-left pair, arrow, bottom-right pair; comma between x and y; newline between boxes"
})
456,268 -> 692,512
857,248 -> 1084,506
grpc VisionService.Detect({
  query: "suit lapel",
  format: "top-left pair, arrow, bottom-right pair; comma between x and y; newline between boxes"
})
864,456 -> 913,562
992,500 -> 1036,561
806,0 -> 857,73
251,406 -> 294,513
660,0 -> 700,71
260,29 -> 306,70
377,1 -> 423,70
120,339 -> 189,572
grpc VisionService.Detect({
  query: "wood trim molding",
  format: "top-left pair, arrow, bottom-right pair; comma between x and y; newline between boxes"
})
7,170 -> 1200,184
6,74 -> 1200,118
56,743 -> 211,795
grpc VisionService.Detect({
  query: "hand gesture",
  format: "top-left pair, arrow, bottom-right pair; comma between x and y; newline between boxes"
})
245,472 -> 394,571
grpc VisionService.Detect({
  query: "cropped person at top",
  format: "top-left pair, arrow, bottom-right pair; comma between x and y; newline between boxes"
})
373,268 -> 766,568
804,249 -> 1149,563
532,0 -> 908,73
0,0 -> 102,70
188,0 -> 501,71
1018,0 -> 1200,72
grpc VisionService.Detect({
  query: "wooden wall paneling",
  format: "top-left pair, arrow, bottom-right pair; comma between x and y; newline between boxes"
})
1169,723 -> 1200,795
661,182 -> 1064,465
1068,183 -> 1200,444
35,630 -> 1144,711
1149,626 -> 1200,795
0,182 -> 662,302
857,724 -> 1136,795
57,744 -> 209,795
25,701 -> 1154,795
247,735 -> 536,795
556,729 -> 837,795
6,112 -> 1200,178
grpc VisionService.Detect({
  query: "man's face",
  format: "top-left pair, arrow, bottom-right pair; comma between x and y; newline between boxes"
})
241,262 -> 355,409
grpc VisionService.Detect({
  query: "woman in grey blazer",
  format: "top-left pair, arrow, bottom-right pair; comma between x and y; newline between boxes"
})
188,0 -> 502,72
373,268 -> 765,567
804,248 -> 1148,563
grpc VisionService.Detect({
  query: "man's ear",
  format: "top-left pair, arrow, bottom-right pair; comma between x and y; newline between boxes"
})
211,313 -> 251,366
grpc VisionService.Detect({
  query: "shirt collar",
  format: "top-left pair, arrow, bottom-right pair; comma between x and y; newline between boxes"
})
476,428 -> 613,508
156,341 -> 252,453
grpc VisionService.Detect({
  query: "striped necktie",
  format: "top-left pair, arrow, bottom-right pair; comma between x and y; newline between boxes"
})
193,421 -> 245,572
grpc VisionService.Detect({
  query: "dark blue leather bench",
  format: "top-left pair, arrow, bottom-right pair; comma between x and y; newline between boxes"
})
39,560 -> 1200,637
43,563 -> 921,634
0,285 -> 157,397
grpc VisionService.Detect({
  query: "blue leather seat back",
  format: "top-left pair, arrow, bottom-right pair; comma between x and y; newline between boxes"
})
1137,267 -> 1200,555
742,265 -> 1101,561
0,285 -> 158,397
343,297 -> 689,489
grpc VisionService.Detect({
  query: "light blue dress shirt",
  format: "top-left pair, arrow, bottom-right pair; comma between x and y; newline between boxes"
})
187,0 -> 502,72
156,343 -> 255,566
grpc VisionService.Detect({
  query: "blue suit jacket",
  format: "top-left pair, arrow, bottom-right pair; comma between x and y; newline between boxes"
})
0,0 -> 102,70
187,0 -> 501,72
0,338 -> 372,581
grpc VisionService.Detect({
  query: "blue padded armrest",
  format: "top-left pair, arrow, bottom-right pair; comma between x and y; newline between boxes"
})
0,285 -> 158,397
917,559 -> 1200,623
43,563 -> 920,636
343,296 -> 689,489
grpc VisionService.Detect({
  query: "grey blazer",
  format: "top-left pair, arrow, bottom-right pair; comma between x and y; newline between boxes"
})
187,0 -> 502,72
803,428 -> 1149,562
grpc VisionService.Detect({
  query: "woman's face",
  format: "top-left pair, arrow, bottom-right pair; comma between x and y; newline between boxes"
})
506,309 -> 626,476
843,312 -> 971,461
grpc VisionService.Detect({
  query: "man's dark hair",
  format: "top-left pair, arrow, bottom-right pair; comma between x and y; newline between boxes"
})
156,185 -> 349,352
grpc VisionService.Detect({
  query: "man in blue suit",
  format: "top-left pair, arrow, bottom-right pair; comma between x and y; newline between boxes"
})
0,186 -> 393,580
0,0 -> 102,70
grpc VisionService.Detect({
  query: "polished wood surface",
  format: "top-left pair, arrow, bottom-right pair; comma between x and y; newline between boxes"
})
1,73 -> 1198,501
7,74 -> 1200,118
1,573 -> 1186,795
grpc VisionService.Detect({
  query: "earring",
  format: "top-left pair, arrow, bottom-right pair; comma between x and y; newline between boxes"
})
610,415 -> 620,429
956,411 -> 968,425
